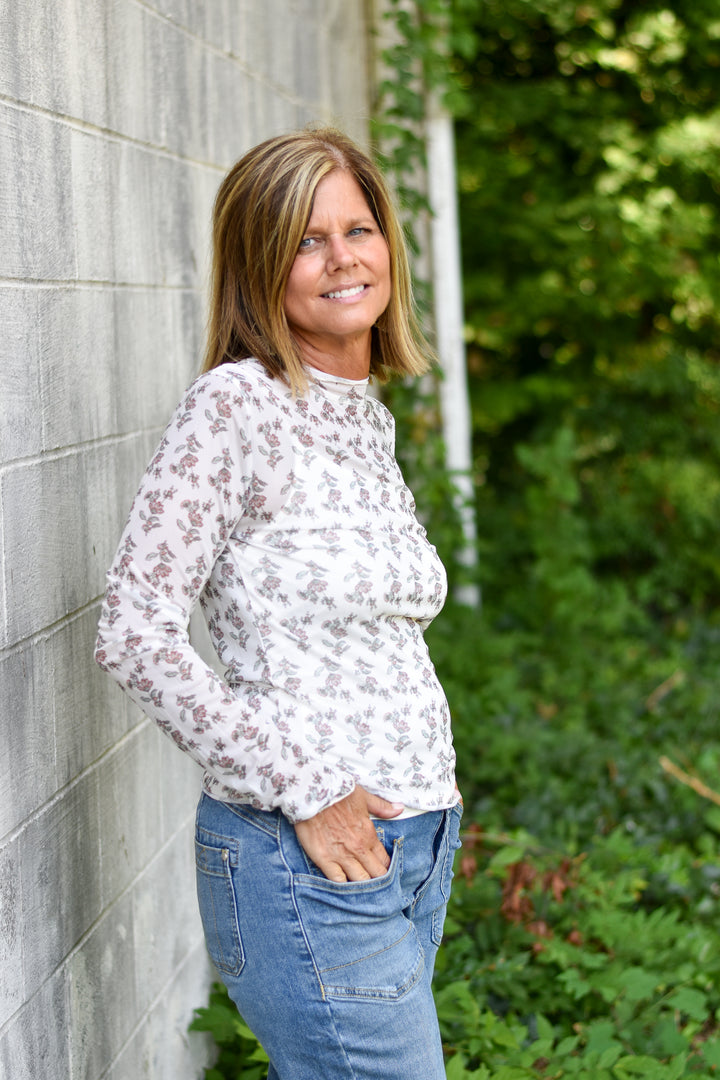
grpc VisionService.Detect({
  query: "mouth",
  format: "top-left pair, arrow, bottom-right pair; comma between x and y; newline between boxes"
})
322,284 -> 368,300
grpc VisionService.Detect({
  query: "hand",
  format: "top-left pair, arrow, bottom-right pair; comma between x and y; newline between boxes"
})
294,785 -> 404,883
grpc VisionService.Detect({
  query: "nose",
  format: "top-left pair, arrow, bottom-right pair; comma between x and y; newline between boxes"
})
326,234 -> 357,270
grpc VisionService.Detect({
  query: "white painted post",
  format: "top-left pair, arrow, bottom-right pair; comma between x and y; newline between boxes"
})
426,107 -> 480,607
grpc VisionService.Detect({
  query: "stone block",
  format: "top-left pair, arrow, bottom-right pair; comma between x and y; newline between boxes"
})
70,129 -> 208,289
0,103 -> 76,280
0,287 -> 43,464
157,733 -> 203,848
141,0 -> 245,58
0,638 -> 56,839
105,0 -> 205,160
1,433 -> 157,647
97,725 -> 164,904
66,888 -> 137,1080
105,942 -> 214,1080
21,771 -> 102,998
103,0 -> 253,163
327,5 -> 371,143
132,824 -> 204,1014
205,61 -> 254,168
0,0 -> 108,128
254,0 -> 295,89
35,285 -> 201,452
0,837 -> 24,1028
292,9 -> 324,107
0,969 -> 71,1080
138,942 -> 215,1080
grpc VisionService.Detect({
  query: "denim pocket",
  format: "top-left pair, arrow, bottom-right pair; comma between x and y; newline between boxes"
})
292,839 -> 424,1002
195,827 -> 245,977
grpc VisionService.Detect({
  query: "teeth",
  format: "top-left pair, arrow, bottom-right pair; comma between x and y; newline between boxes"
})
324,285 -> 365,299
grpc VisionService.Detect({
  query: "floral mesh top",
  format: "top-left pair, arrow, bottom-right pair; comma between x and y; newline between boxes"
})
95,360 -> 456,822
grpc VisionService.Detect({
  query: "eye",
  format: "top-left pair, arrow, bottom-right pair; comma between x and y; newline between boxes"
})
298,236 -> 319,251
348,227 -> 371,238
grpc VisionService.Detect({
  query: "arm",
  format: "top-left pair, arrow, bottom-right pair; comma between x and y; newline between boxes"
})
95,370 -> 352,821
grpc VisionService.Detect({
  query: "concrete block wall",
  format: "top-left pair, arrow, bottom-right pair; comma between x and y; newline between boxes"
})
0,2 -> 372,1077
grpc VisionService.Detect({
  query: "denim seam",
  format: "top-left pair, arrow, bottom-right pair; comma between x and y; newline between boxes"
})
322,953 -> 425,1002
195,857 -> 245,975
408,811 -> 447,916
223,801 -> 281,838
276,821 -> 329,1003
319,923 -> 416,974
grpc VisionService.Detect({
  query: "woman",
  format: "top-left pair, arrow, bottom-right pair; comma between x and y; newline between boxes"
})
95,128 -> 461,1080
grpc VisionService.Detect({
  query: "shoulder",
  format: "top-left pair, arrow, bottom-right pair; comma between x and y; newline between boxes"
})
177,361 -> 294,423
186,359 -> 285,400
365,394 -> 396,442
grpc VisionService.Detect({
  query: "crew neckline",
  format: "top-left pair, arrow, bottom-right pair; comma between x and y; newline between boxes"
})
305,365 -> 369,396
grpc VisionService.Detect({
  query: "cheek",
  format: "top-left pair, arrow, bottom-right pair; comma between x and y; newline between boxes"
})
379,255 -> 392,308
283,267 -> 308,319
378,246 -> 391,292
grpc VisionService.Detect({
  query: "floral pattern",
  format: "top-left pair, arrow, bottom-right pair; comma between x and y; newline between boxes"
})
95,361 -> 456,822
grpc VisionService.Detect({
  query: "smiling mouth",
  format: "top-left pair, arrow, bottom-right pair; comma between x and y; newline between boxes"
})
322,284 -> 367,300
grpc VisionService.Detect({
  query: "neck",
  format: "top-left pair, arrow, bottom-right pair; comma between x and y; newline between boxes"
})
292,331 -> 371,381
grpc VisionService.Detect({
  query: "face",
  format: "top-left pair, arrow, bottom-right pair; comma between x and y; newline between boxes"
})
283,169 -> 392,373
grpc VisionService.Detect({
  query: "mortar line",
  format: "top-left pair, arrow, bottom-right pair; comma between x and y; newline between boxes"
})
0,596 -> 106,661
0,800 -> 204,1045
131,0 -> 323,107
0,426 -> 166,475
0,277 -> 201,292
0,92 -> 227,170
0,717 -> 152,851
97,935 -> 211,1079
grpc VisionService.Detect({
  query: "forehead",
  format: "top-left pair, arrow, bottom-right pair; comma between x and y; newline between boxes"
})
306,170 -> 374,224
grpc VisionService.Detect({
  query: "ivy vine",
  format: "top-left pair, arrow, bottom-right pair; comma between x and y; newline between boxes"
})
371,0 -> 476,592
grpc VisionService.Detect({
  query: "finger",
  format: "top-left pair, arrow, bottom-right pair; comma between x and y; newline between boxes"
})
342,856 -> 381,883
364,792 -> 404,819
323,864 -> 348,884
344,840 -> 391,880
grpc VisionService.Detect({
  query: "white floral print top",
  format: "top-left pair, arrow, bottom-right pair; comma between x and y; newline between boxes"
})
95,360 -> 456,822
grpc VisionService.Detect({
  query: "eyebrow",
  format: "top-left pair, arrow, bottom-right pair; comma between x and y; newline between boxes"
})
303,216 -> 376,236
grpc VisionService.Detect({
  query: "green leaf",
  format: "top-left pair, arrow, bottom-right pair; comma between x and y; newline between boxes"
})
665,987 -> 708,1021
585,1020 -> 621,1055
598,1045 -> 623,1068
613,1054 -> 667,1076
617,967 -> 660,1002
488,845 -> 527,869
701,1039 -> 720,1067
445,1054 -> 475,1079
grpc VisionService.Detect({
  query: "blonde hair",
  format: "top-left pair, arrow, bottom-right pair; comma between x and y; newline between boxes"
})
203,128 -> 430,391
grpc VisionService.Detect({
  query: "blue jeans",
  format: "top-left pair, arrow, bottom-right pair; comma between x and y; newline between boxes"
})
195,793 -> 463,1080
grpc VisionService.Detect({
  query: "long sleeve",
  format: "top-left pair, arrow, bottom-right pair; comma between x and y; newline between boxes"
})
94,370 -> 355,821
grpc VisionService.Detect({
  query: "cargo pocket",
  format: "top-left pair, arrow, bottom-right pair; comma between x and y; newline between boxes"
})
195,827 -> 245,977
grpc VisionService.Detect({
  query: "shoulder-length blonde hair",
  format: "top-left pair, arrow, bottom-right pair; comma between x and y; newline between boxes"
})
202,127 -> 431,391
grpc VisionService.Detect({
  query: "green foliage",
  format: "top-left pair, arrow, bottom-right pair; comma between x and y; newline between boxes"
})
434,824 -> 720,1077
448,0 -> 720,615
189,983 -> 268,1080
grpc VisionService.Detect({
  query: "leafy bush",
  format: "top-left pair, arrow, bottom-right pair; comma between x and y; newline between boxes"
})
189,983 -> 268,1080
434,823 -> 720,1078
450,0 -> 720,617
